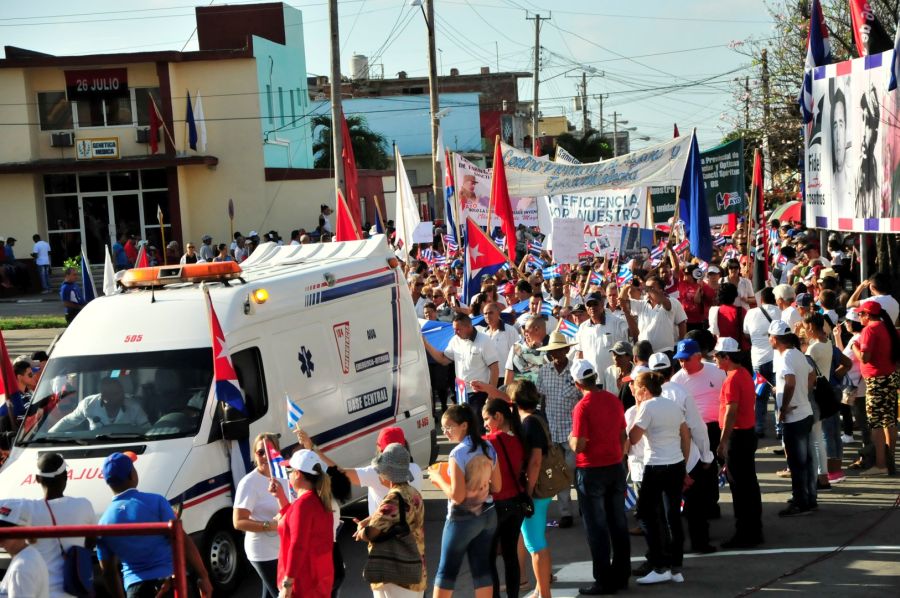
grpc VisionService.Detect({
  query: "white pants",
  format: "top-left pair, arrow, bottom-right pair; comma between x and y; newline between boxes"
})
373,585 -> 425,598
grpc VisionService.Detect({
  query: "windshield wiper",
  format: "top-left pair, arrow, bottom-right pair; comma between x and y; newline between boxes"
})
19,437 -> 90,446
93,433 -> 145,441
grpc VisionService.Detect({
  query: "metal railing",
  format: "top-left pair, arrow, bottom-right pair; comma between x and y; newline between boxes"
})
0,520 -> 189,597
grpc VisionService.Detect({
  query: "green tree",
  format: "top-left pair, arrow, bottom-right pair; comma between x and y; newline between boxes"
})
555,129 -> 612,163
312,114 -> 390,170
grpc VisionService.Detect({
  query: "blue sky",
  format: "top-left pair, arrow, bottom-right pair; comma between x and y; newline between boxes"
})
0,0 -> 776,150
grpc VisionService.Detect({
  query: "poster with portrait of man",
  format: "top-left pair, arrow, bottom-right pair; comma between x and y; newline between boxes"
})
453,153 -> 538,228
807,50 -> 900,231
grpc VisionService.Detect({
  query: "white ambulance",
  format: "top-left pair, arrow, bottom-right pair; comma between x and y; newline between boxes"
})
0,236 -> 435,592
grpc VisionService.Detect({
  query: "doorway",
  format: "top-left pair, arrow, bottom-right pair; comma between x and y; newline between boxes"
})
80,194 -> 140,264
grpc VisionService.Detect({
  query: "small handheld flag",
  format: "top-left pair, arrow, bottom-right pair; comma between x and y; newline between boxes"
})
589,271 -> 604,286
713,235 -> 727,247
266,440 -> 288,480
718,466 -> 728,488
624,486 -> 638,511
673,239 -> 690,254
454,378 -> 468,405
650,241 -> 666,261
539,302 -> 554,317
754,372 -> 769,398
286,395 -> 304,429
443,235 -> 458,254
528,240 -> 543,255
542,265 -> 562,279
557,318 -> 579,340
204,288 -> 247,413
616,265 -> 633,287
527,254 -> 546,270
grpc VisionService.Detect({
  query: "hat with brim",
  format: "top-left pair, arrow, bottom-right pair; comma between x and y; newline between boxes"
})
373,443 -> 414,483
538,331 -> 576,352
857,301 -> 882,316
622,365 -> 651,383
0,500 -> 31,528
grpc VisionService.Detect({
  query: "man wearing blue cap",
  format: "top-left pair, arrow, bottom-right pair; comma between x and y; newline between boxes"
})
97,452 -> 213,598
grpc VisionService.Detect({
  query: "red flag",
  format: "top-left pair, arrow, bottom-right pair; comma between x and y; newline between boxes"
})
673,123 -> 680,138
751,150 -> 768,281
533,136 -> 542,157
720,213 -> 738,237
334,190 -> 361,242
0,330 -> 19,406
204,289 -> 247,413
340,114 -> 363,236
149,98 -> 161,154
489,139 -> 517,262
135,244 -> 149,268
849,0 -> 892,57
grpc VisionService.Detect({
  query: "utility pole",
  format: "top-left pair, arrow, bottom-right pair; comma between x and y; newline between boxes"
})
613,111 -> 619,157
744,76 -> 750,131
597,94 -> 605,142
328,0 -> 345,202
761,48 -> 772,191
526,11 -> 549,153
581,71 -> 589,136
425,0 -> 442,216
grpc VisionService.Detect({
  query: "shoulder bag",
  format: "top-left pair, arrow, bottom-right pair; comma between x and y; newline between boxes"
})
45,499 -> 95,598
496,433 -> 535,518
362,493 -> 423,587
529,415 -> 573,499
806,354 -> 841,419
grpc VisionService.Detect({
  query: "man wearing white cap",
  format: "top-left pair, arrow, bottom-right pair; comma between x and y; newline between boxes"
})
768,320 -> 815,517
712,337 -> 763,549
568,359 -> 630,595
0,499 -> 50,598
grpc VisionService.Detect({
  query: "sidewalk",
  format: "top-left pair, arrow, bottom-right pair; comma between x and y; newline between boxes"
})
2,327 -> 64,357
0,291 -> 62,318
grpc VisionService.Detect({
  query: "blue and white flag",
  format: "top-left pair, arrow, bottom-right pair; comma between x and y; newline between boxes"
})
527,254 -> 546,270
624,486 -> 638,511
589,270 -> 604,286
528,240 -> 543,255
798,0 -> 832,123
286,395 -> 304,430
616,265 -> 633,287
265,440 -> 288,479
557,318 -> 579,340
713,235 -> 727,247
539,302 -> 554,317
454,378 -> 468,405
542,265 -> 562,279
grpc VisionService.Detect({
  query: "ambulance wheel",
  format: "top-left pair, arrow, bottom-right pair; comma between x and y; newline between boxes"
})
203,513 -> 244,593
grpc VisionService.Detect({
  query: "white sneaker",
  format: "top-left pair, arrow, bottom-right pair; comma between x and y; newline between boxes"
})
672,571 -> 685,583
841,434 -> 854,444
637,569 -> 672,584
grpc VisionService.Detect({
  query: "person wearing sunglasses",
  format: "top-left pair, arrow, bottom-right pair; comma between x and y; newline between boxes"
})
233,433 -> 290,598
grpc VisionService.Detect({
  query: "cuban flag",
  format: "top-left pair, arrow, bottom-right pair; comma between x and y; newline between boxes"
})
286,395 -> 304,429
718,468 -> 728,488
557,318 -> 579,340
776,253 -> 788,267
713,235 -> 727,247
589,270 -> 603,286
673,239 -> 690,254
266,440 -> 288,479
539,302 -> 554,317
616,265 -> 633,287
454,377 -> 468,405
650,241 -> 666,260
463,217 -> 508,304
433,254 -> 447,266
624,486 -> 638,511
542,265 -> 562,279
443,235 -> 458,254
754,372 -> 768,397
528,240 -> 543,255
204,289 -> 247,413
419,247 -> 434,263
697,260 -> 709,275
443,147 -> 459,245
527,254 -> 546,270
798,0 -> 832,123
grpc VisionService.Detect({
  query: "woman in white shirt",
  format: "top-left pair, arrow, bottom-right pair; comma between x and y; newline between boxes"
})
233,433 -> 290,598
628,371 -> 691,585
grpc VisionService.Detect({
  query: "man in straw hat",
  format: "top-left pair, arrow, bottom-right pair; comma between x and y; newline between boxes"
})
536,331 -> 580,528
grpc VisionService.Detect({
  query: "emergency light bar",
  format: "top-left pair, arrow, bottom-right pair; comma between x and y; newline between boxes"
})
121,261 -> 243,288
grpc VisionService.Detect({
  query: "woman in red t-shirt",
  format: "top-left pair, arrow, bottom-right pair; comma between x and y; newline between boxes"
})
852,301 -> 900,475
483,398 -> 527,598
676,265 -> 706,330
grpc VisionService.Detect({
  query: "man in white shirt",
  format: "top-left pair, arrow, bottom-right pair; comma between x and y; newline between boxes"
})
742,287 -> 781,436
31,233 -> 52,293
575,292 -> 630,389
409,276 -> 427,319
50,378 -> 149,433
773,284 -> 800,329
769,320 -> 816,517
423,313 -> 499,419
620,277 -> 680,353
478,302 -> 519,370
847,273 -> 900,325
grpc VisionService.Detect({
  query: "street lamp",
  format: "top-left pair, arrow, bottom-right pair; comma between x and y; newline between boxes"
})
410,0 -> 442,215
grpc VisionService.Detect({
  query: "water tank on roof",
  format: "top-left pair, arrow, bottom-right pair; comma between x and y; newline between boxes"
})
351,54 -> 369,80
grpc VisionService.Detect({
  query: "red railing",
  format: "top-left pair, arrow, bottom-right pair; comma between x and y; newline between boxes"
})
0,520 -> 189,597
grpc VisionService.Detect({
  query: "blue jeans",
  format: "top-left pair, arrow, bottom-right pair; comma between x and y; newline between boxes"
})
435,505 -> 497,590
822,412 -> 843,461
782,415 -> 816,509
575,464 -> 631,588
38,264 -> 50,291
755,360 -> 775,435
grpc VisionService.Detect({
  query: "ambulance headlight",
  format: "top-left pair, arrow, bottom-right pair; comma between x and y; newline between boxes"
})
251,288 -> 269,304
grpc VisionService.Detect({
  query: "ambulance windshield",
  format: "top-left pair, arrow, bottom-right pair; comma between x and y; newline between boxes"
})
17,348 -> 214,446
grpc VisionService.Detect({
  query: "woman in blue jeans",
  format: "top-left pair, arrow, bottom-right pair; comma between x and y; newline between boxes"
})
431,405 -> 501,598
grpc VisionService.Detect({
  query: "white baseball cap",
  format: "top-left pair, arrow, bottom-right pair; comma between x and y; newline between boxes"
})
767,320 -> 791,336
0,499 -> 32,527
288,449 -> 325,475
713,337 -> 740,354
569,358 -> 596,382
648,352 -> 671,371
622,364 -> 651,383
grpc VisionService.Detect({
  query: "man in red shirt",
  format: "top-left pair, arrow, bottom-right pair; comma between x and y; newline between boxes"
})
713,337 -> 763,549
568,358 -> 630,594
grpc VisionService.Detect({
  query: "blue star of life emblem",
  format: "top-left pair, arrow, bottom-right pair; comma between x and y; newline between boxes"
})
298,346 -> 314,378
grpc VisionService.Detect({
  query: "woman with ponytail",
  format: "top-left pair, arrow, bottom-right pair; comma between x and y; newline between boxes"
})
269,449 -> 334,598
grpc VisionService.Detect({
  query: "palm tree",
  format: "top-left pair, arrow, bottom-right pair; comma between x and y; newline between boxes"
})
555,129 -> 612,163
312,114 -> 390,170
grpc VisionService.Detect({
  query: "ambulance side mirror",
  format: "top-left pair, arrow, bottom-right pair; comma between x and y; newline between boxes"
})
220,406 -> 249,441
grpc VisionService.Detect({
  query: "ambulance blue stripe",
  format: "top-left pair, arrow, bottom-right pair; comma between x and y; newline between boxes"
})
311,283 -> 401,446
318,273 -> 395,303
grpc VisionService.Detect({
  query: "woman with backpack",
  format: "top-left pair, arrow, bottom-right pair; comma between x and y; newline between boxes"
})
483,398 -> 528,598
431,405 -> 501,598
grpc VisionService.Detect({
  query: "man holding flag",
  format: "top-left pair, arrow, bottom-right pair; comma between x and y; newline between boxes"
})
575,292 -> 630,392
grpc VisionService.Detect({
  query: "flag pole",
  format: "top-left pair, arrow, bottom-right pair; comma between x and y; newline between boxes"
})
228,198 -> 235,250
148,96 -> 177,151
485,135 -> 500,235
264,438 -> 275,482
157,205 -> 167,265
448,150 -> 462,246
374,194 -> 385,233
182,89 -> 189,156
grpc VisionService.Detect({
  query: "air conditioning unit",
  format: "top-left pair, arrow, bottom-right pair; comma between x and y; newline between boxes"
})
50,132 -> 74,147
136,128 -> 151,143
